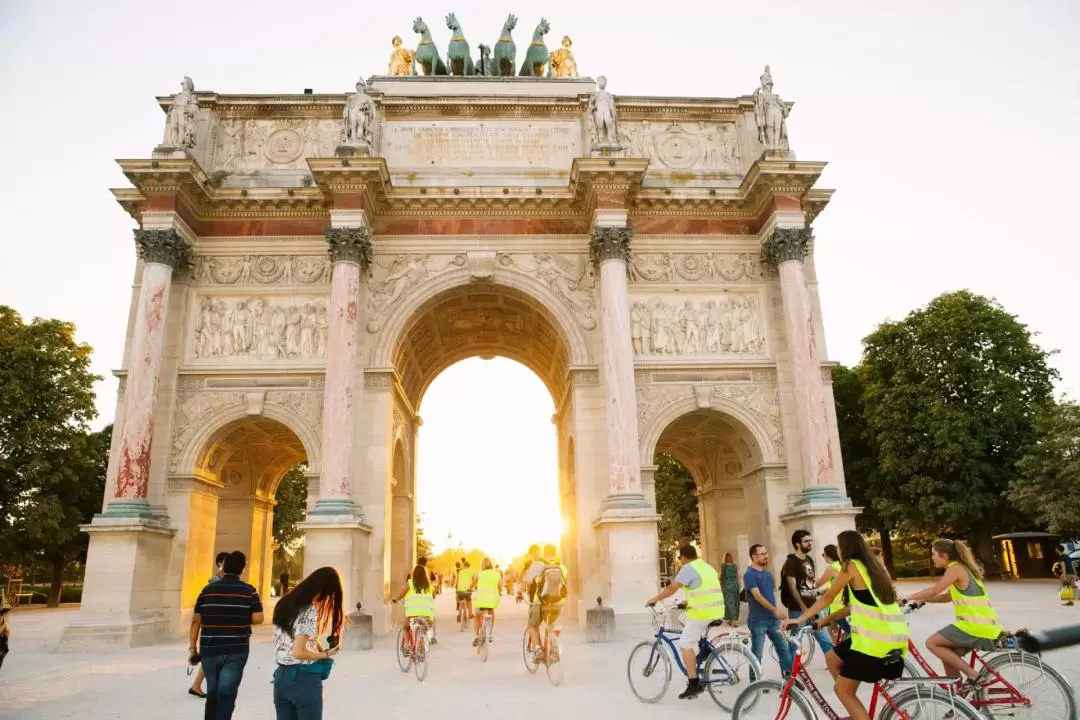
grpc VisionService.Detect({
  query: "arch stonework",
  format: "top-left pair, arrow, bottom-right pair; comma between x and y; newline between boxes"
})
67,74 -> 855,649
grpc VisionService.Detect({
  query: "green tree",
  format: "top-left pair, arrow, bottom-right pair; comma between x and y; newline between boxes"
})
654,453 -> 700,554
273,464 -> 308,552
859,291 -> 1057,567
416,516 -> 434,561
1009,402 -> 1080,535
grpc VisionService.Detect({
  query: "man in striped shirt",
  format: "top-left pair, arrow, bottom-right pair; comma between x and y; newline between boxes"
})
190,551 -> 264,720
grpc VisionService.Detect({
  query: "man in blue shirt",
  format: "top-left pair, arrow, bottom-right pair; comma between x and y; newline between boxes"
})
743,543 -> 794,674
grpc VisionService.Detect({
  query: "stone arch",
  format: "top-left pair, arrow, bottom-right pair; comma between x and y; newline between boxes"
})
174,395 -> 322,477
369,259 -> 592,378
639,392 -> 779,469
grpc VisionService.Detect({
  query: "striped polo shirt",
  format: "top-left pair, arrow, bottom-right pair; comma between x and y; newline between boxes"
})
194,575 -> 263,657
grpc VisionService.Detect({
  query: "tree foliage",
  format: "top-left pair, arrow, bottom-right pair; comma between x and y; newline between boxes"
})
832,365 -> 880,531
1009,402 -> 1080,536
858,291 -> 1056,557
272,464 -> 308,552
654,453 -> 700,553
415,516 -> 434,561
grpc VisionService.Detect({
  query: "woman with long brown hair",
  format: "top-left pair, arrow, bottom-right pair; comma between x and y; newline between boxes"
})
272,566 -> 345,719
789,531 -> 909,720
905,538 -> 1003,683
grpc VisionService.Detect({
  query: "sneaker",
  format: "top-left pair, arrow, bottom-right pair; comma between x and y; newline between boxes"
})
678,680 -> 704,699
472,637 -> 480,647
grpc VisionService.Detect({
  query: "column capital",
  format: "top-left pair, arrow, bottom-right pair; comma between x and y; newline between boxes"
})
134,228 -> 193,271
324,226 -> 373,271
761,227 -> 811,266
589,225 -> 633,265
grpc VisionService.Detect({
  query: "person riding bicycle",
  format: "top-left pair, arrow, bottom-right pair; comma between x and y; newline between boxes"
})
789,530 -> 909,720
525,544 -> 567,664
392,563 -> 435,656
456,559 -> 476,622
472,558 -> 501,647
903,538 -> 1003,685
646,544 -> 725,700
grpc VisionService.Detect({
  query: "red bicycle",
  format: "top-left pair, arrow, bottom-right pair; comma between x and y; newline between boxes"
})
732,617 -> 982,719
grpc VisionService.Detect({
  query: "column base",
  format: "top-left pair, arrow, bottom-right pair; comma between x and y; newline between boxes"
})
779,494 -> 860,549
99,499 -> 157,519
599,492 -> 652,514
789,486 -> 852,508
59,516 -> 176,651
593,511 -> 660,635
308,497 -> 361,519
299,515 -> 371,631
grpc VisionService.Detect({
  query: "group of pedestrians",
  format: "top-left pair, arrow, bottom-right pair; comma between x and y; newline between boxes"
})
187,549 -> 345,720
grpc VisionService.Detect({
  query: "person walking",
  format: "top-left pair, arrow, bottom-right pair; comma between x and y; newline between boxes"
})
781,530 -> 833,655
743,543 -> 794,675
190,551 -> 231,699
720,552 -> 741,626
272,567 -> 345,720
190,551 -> 264,720
280,569 -> 291,596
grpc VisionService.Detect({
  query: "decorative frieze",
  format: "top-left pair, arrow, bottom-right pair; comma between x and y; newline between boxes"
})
618,121 -> 743,173
192,297 -> 328,361
194,255 -> 331,285
629,253 -> 762,283
135,229 -> 193,271
630,295 -> 765,356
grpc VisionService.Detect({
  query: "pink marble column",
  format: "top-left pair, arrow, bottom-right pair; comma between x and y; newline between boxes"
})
311,227 -> 371,516
106,229 -> 191,517
762,227 -> 839,502
591,226 -> 649,511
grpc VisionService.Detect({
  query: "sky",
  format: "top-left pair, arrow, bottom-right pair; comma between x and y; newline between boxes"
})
1,2 -> 1078,541
416,358 -> 560,558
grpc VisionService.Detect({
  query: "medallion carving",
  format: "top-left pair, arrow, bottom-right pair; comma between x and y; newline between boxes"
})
618,121 -> 742,172
214,118 -> 339,171
194,255 -> 331,285
191,296 -> 329,362
629,253 -> 762,284
498,253 -> 597,330
630,295 -> 765,356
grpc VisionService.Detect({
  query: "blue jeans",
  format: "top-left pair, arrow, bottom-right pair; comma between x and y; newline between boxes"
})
748,618 -> 794,674
201,652 -> 249,720
790,618 -> 835,654
273,666 -> 324,720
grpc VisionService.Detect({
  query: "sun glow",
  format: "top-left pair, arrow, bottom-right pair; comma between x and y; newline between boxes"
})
416,358 -> 562,560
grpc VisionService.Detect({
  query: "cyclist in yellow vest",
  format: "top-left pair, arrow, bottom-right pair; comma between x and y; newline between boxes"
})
646,545 -> 725,700
472,558 -> 501,647
790,531 -> 908,720
392,564 -> 436,655
814,543 -> 851,641
456,559 -> 476,623
904,538 -> 1003,684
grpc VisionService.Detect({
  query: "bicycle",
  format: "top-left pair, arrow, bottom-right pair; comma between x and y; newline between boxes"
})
395,615 -> 431,682
731,611 -> 984,720
456,594 -> 470,632
522,602 -> 564,686
627,602 -> 762,711
899,604 -> 1076,720
475,608 -> 494,663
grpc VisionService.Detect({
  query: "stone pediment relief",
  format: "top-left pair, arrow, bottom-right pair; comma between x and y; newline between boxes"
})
631,293 -> 766,357
189,294 -> 330,363
619,121 -> 743,174
212,118 -> 340,172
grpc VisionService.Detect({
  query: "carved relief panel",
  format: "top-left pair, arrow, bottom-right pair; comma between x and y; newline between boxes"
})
188,294 -> 330,363
194,255 -> 331,286
629,253 -> 762,284
619,121 -> 744,173
630,293 -> 766,358
212,118 -> 341,171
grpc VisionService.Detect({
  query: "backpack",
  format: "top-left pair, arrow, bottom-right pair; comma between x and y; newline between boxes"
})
539,564 -> 567,603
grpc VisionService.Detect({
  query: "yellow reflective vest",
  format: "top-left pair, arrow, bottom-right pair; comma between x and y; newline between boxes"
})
829,561 -> 845,614
848,559 -> 909,658
684,559 -> 725,622
456,567 -> 474,592
474,569 -> 501,610
403,579 -> 434,619
948,562 -> 1003,640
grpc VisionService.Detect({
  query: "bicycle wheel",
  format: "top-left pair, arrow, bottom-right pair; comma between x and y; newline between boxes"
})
413,631 -> 429,682
522,628 -> 539,674
480,617 -> 490,663
396,628 -> 412,673
460,608 -> 469,632
704,641 -> 762,712
731,679 -> 814,720
770,630 -> 815,666
879,686 -> 983,720
976,650 -> 1077,720
626,640 -> 672,703
545,631 -> 563,687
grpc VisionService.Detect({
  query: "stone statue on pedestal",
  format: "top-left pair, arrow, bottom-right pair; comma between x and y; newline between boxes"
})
163,76 -> 197,150
341,79 -> 374,153
753,65 -> 791,155
588,76 -> 623,155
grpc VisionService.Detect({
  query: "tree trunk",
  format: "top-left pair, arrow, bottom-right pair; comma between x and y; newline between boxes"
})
48,554 -> 65,608
879,527 -> 895,575
972,528 -> 1000,578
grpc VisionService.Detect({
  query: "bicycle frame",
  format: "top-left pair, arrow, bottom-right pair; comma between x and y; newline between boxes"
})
646,610 -> 741,686
904,640 -> 1029,709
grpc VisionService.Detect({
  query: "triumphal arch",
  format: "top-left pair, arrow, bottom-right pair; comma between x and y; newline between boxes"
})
61,25 -> 856,646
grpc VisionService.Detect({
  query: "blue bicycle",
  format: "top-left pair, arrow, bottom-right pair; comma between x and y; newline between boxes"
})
627,602 -> 762,710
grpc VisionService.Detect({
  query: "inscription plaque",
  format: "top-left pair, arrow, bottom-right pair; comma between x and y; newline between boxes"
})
381,121 -> 581,169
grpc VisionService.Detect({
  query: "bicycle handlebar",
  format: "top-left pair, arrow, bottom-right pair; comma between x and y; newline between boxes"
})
1015,624 -> 1080,654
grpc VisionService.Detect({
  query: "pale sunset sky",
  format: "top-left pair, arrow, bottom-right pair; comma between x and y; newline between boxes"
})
1,2 -> 1077,556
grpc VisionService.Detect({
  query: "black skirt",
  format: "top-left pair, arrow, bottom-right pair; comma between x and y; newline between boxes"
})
833,639 -> 903,684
